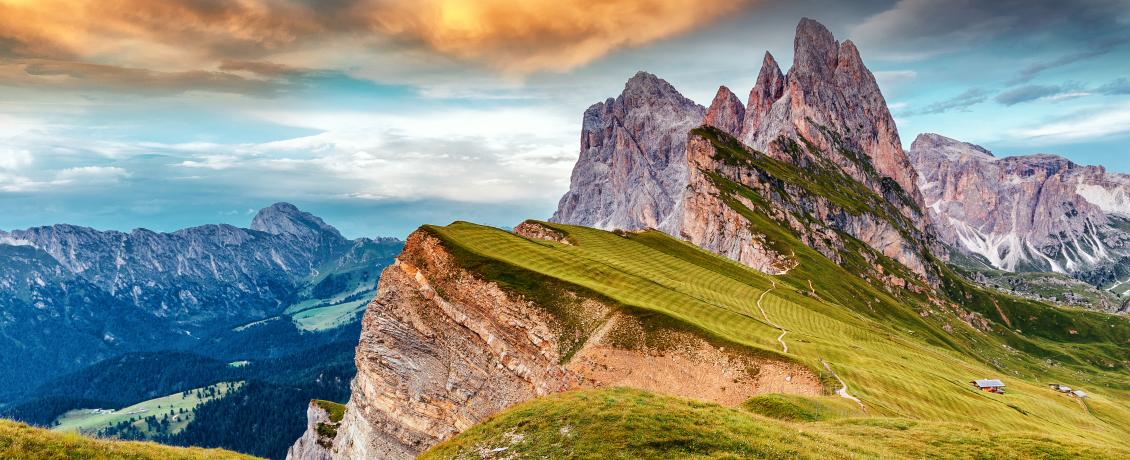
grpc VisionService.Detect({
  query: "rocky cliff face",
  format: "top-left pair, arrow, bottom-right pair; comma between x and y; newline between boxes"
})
291,224 -> 822,459
286,403 -> 336,460
553,18 -> 935,282
550,72 -> 704,234
910,133 -> 1130,290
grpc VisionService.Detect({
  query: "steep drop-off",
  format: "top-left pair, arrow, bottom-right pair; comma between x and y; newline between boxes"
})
290,224 -> 822,459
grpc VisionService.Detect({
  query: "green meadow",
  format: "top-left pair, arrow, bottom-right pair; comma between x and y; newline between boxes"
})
52,382 -> 243,437
419,219 -> 1130,455
1,419 -> 257,459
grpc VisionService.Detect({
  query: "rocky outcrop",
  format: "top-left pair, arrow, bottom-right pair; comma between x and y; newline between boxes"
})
513,220 -> 573,245
910,133 -> 1130,290
680,135 -> 799,274
704,86 -> 745,138
286,402 -> 335,460
296,229 -> 822,459
550,72 -> 704,234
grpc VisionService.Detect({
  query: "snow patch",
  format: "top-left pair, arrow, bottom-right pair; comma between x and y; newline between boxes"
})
0,236 -> 34,247
1077,183 -> 1130,217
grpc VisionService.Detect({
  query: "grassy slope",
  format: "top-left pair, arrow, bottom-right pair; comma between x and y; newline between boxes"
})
420,219 -> 1130,453
53,382 -> 243,437
0,419 -> 258,460
423,388 -> 1128,460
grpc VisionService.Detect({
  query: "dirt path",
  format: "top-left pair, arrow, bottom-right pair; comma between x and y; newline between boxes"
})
755,280 -> 788,354
1075,396 -> 1092,416
823,360 -> 866,413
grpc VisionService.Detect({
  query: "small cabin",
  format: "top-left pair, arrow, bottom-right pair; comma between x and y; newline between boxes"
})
972,379 -> 1006,394
1048,383 -> 1072,393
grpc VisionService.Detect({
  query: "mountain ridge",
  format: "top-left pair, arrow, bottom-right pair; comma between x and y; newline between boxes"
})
0,203 -> 402,400
909,132 -> 1130,302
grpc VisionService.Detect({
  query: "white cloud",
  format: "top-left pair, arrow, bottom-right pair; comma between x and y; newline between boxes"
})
873,70 -> 917,85
1011,103 -> 1130,142
54,166 -> 130,184
0,114 -> 46,138
0,149 -> 33,170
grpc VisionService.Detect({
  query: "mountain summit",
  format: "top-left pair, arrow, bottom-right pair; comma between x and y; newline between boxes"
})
252,202 -> 344,241
553,17 -> 935,282
551,71 -> 705,233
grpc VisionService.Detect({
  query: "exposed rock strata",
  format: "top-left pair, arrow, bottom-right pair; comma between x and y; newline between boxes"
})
286,402 -> 335,460
292,229 -> 822,459
909,133 -> 1130,289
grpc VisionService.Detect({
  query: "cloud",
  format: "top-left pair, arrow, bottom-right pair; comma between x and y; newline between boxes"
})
850,0 -> 1011,60
851,0 -> 1130,61
0,148 -> 32,170
0,0 -> 756,86
917,88 -> 988,114
1099,77 -> 1130,95
1010,36 -> 1130,84
54,166 -> 130,184
873,70 -> 917,85
356,0 -> 756,74
1011,102 -> 1130,142
0,60 -> 290,97
218,60 -> 316,78
993,84 -> 1088,105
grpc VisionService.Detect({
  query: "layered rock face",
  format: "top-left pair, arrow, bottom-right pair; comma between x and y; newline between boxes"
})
550,72 -> 704,234
910,133 -> 1130,286
553,18 -> 935,281
286,403 -> 336,460
292,225 -> 821,459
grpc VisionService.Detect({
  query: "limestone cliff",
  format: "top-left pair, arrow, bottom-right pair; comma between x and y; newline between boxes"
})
910,133 -> 1130,291
289,224 -> 822,459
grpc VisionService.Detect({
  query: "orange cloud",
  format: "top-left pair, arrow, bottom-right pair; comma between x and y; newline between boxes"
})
358,0 -> 756,73
0,0 -> 754,77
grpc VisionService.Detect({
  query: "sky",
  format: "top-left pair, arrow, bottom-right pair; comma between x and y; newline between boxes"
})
1,0 -> 1129,239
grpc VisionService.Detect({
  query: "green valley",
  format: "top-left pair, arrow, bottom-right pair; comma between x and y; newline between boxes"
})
52,382 -> 243,438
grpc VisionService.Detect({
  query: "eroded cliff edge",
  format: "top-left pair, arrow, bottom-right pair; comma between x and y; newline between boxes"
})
289,223 -> 822,459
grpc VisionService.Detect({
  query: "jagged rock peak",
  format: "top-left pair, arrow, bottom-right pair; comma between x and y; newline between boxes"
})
551,71 -> 704,233
742,51 -> 785,141
705,85 -> 746,138
251,202 -> 343,240
909,133 -> 995,161
619,71 -> 700,111
739,17 -> 924,214
793,17 -> 839,79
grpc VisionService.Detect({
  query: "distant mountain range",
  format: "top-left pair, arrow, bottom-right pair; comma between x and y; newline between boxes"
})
0,203 -> 401,401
